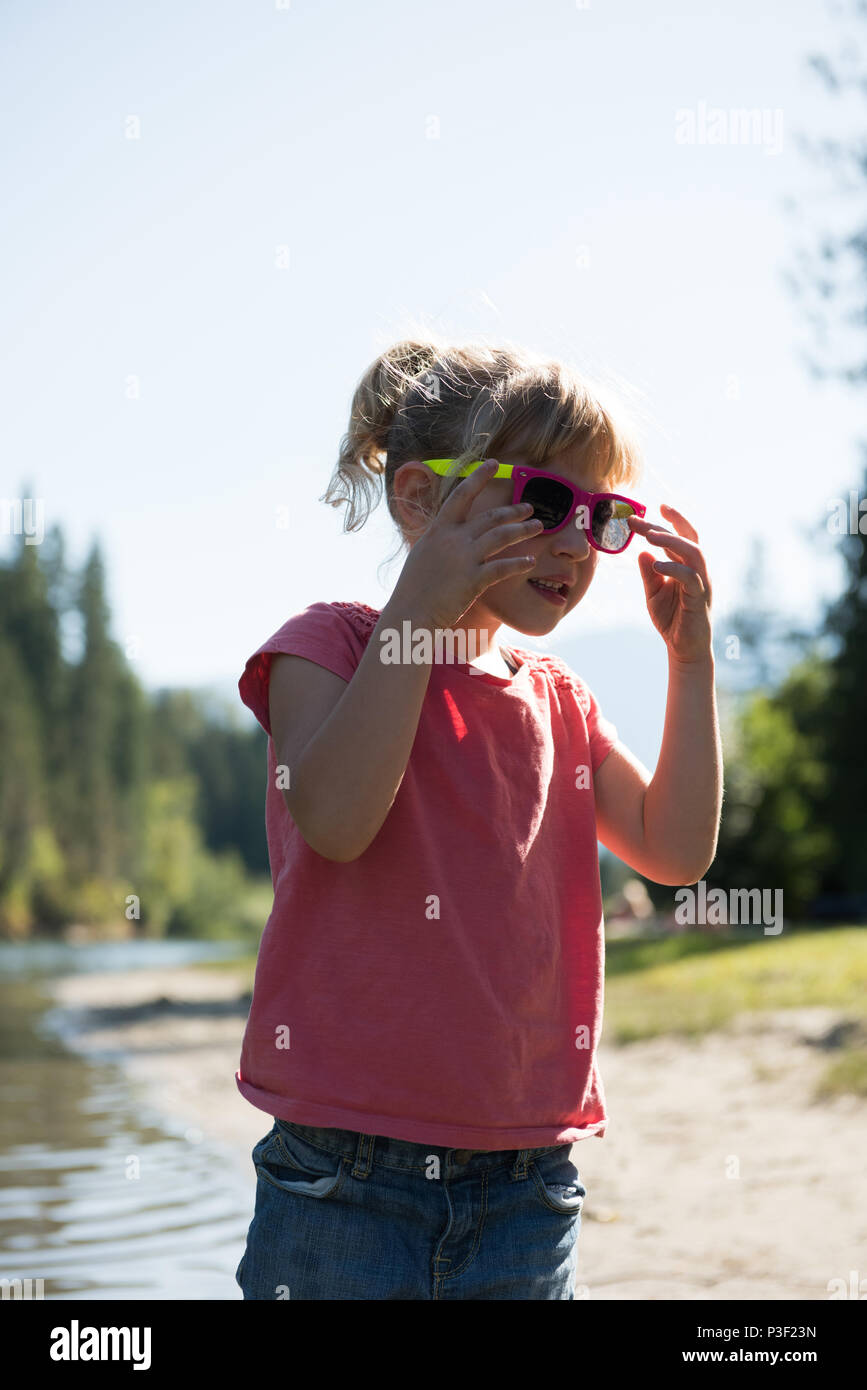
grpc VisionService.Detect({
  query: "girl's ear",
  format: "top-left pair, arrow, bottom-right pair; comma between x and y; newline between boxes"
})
391,463 -> 437,542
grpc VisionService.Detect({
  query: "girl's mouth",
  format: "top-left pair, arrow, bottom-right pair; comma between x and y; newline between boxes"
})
527,579 -> 568,606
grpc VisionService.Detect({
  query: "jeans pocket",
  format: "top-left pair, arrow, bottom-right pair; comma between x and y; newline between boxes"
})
528,1146 -> 586,1216
253,1120 -> 346,1200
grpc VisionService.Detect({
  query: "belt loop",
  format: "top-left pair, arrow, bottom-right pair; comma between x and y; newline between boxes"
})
511,1148 -> 531,1179
351,1131 -> 375,1179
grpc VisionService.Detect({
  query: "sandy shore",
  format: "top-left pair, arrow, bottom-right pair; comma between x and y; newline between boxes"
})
44,966 -> 866,1301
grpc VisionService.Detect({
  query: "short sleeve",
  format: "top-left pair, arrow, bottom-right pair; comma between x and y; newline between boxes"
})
573,677 -> 619,774
238,601 -> 368,736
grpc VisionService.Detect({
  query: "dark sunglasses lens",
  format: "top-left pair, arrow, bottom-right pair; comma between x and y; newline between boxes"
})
592,498 -> 636,551
521,477 -> 573,530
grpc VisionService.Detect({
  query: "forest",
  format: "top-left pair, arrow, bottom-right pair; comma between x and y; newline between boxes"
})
0,525 -> 270,940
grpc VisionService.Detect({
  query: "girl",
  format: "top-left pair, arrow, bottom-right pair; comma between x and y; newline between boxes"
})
234,337 -> 721,1300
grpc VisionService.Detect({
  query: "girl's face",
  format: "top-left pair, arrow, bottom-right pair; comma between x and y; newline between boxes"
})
459,444 -> 601,637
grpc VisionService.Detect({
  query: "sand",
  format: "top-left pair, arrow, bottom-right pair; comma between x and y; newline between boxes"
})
44,965 -> 866,1301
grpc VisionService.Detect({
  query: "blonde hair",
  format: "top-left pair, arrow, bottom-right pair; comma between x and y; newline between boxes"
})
321,333 -> 644,549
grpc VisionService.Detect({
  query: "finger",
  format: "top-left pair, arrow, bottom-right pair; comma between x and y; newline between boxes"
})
467,501 -> 538,542
480,554 -> 540,587
630,510 -> 700,547
638,527 -> 710,593
659,503 -> 699,543
436,458 -> 499,521
650,559 -> 707,597
637,548 -> 667,599
641,525 -> 696,558
475,516 -> 544,557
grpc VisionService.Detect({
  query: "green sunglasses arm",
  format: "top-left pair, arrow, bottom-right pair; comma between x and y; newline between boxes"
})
421,458 -> 514,481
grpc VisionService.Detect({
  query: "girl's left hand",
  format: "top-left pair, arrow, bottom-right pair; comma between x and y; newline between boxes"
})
628,505 -> 713,665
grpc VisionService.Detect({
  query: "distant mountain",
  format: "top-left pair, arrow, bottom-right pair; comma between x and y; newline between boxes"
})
550,626 -> 669,771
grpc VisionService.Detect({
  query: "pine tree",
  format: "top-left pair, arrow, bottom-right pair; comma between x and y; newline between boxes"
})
65,542 -> 121,880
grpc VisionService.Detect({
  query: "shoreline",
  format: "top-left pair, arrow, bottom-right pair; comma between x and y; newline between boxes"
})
43,964 -> 269,1174
42,964 -> 867,1299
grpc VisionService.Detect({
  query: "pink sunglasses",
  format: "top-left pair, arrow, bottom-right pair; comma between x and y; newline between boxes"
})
421,458 -> 646,553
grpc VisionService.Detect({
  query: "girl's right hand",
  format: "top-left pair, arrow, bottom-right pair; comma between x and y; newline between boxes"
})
389,459 -> 544,631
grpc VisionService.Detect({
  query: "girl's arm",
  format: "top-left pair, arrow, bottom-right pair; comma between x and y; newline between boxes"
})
594,651 -> 722,885
270,597 -> 435,862
593,502 -> 722,885
273,463 -> 544,862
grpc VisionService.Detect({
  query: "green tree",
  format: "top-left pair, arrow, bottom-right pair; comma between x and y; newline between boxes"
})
64,543 -> 121,880
781,0 -> 867,901
710,653 -> 835,917
0,514 -> 67,934
0,633 -> 43,933
0,514 -> 268,938
817,459 -> 867,889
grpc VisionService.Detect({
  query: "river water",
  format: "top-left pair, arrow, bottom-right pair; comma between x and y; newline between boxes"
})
0,940 -> 254,1300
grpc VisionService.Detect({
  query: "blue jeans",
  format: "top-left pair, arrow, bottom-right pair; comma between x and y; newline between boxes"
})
235,1117 -> 586,1300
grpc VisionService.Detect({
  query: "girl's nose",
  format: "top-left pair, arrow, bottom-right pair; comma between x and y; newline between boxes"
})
552,519 -> 593,560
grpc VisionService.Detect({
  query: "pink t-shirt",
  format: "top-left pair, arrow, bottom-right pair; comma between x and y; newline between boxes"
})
235,599 -> 619,1149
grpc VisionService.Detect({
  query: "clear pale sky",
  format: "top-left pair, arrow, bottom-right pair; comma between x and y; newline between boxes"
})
2,0 -> 863,718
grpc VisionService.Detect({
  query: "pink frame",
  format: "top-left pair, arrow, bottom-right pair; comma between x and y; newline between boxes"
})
506,464 -> 646,552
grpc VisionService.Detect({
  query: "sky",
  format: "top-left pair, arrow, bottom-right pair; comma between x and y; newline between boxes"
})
2,0 -> 865,765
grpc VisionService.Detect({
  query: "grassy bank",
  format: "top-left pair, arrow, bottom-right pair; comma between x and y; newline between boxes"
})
604,924 -> 867,1097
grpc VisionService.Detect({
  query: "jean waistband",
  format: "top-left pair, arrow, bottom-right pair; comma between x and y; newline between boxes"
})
272,1117 -> 568,1176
